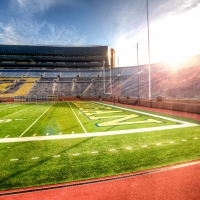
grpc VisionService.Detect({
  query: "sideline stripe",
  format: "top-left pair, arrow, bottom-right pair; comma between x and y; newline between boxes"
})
19,103 -> 55,137
68,102 -> 87,133
1,160 -> 199,197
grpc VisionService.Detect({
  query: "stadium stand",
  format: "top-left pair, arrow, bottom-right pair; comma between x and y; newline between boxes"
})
0,44 -> 200,113
0,60 -> 200,100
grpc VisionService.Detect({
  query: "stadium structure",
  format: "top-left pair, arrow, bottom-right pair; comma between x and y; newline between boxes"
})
0,44 -> 200,114
0,44 -> 200,196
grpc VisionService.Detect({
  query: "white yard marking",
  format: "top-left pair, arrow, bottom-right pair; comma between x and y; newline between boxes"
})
5,135 -> 9,138
0,105 -> 21,112
33,134 -> 36,137
182,139 -> 187,142
73,153 -> 80,156
46,133 -> 49,136
156,143 -> 162,146
31,157 -> 39,160
194,138 -> 198,140
0,105 -> 36,120
7,147 -> 10,148
91,151 -> 98,154
68,102 -> 87,133
53,155 -> 60,158
0,119 -> 11,123
0,102 -> 199,143
169,141 -> 174,144
142,145 -> 148,148
19,103 -> 55,137
10,159 -> 18,161
59,132 -> 62,135
126,147 -> 132,150
109,149 -> 116,152
72,131 -> 74,134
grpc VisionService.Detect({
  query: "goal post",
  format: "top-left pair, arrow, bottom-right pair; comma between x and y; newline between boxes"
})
103,60 -> 112,95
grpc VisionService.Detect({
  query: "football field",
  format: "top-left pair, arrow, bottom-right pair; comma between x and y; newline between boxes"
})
0,101 -> 200,190
0,101 -> 197,140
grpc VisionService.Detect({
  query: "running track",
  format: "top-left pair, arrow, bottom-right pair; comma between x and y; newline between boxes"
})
0,161 -> 200,200
0,103 -> 200,200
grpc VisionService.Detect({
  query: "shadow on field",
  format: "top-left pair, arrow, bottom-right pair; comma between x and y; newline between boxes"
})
0,137 -> 94,189
0,142 -> 26,151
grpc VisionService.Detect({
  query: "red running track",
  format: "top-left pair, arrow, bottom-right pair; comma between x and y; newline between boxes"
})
0,161 -> 200,200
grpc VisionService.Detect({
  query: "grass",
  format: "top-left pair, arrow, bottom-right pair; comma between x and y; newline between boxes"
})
0,101 -> 179,138
0,101 -> 199,190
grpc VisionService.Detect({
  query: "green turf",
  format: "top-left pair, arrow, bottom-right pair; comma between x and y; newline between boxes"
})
0,126 -> 200,190
0,101 -> 183,138
0,101 -> 199,190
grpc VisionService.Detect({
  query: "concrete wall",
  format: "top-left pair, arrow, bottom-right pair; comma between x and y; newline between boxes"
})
104,97 -> 200,114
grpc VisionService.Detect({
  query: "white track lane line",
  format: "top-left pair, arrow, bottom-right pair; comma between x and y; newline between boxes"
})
68,102 -> 87,133
19,103 -> 55,137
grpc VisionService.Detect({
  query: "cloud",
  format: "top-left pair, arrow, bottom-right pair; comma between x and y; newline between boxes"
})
0,19 -> 86,46
16,0 -> 82,13
113,0 -> 200,66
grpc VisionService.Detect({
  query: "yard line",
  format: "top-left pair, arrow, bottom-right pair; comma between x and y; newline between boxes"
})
68,102 -> 87,133
0,104 -> 36,120
19,103 -> 55,137
0,105 -> 21,112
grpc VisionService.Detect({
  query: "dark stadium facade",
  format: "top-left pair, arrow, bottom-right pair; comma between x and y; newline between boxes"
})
0,44 -> 115,69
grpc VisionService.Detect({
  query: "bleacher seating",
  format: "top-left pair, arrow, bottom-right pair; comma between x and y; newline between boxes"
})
0,56 -> 200,100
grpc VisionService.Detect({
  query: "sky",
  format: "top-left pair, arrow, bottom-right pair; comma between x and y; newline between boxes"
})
0,0 -> 200,66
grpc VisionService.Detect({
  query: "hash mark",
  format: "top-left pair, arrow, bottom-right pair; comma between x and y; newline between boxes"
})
142,145 -> 147,148
156,143 -> 162,146
31,157 -> 39,160
91,151 -> 98,154
73,153 -> 80,156
10,159 -> 18,161
109,149 -> 116,152
53,155 -> 60,158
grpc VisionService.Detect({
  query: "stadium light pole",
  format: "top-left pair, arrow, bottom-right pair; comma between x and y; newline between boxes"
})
117,56 -> 119,97
146,0 -> 151,101
137,42 -> 140,106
